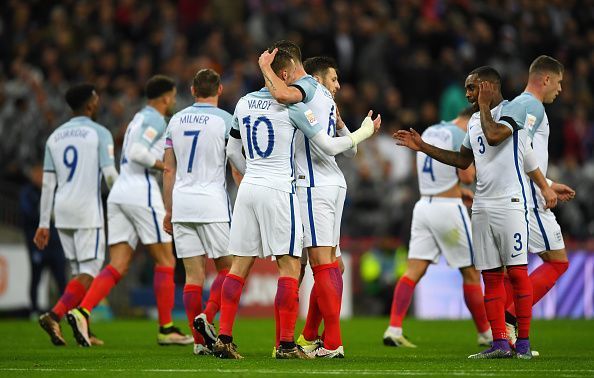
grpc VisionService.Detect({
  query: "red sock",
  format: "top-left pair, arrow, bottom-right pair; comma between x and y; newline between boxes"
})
503,274 -> 515,313
203,269 -> 229,323
312,262 -> 343,350
183,284 -> 204,344
389,276 -> 416,327
274,291 -> 281,347
79,265 -> 121,313
154,266 -> 175,327
302,282 -> 323,341
529,261 -> 568,305
219,274 -> 245,337
463,284 -> 490,333
276,276 -> 299,343
507,266 -> 532,339
52,278 -> 87,319
482,271 -> 506,340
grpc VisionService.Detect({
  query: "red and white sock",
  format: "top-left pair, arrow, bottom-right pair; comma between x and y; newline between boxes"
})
463,283 -> 490,333
183,284 -> 204,344
313,262 -> 343,350
302,282 -> 322,341
275,277 -> 299,344
507,265 -> 532,339
79,265 -> 121,314
482,271 -> 507,340
52,278 -> 87,319
388,276 -> 416,328
219,274 -> 245,338
203,269 -> 229,323
154,266 -> 175,327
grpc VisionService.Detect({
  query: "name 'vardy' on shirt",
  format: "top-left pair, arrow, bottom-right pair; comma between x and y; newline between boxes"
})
248,99 -> 272,110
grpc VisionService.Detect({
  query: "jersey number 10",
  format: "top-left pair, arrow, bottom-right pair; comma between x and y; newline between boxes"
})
243,116 -> 275,159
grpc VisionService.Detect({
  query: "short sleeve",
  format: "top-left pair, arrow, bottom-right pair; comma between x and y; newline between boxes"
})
97,127 -> 115,168
43,143 -> 55,172
164,124 -> 173,150
288,102 -> 322,139
462,132 -> 471,149
499,101 -> 528,132
223,111 -> 233,139
291,76 -> 318,103
136,114 -> 167,148
450,126 -> 466,150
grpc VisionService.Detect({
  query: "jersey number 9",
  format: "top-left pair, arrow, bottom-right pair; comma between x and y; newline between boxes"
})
63,145 -> 78,182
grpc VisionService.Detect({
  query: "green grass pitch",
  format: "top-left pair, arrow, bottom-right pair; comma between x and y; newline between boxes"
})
1,318 -> 593,377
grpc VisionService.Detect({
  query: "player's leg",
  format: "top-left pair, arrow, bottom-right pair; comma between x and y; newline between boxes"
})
459,266 -> 491,345
384,200 -> 433,348
182,255 -> 208,353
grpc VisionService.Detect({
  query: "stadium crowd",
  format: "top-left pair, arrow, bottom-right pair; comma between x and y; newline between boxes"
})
1,0 -> 593,243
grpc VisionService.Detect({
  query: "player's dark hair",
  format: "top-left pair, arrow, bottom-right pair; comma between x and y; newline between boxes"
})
270,48 -> 294,76
65,83 -> 96,112
192,69 -> 220,98
457,106 -> 475,118
303,56 -> 338,77
145,75 -> 176,99
529,55 -> 564,76
469,66 -> 501,85
272,40 -> 302,63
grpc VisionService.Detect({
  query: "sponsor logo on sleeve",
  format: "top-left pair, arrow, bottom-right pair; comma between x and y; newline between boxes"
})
525,114 -> 537,132
142,127 -> 158,143
107,144 -> 114,159
304,110 -> 318,126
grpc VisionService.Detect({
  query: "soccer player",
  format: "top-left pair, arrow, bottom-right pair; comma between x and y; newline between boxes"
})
258,43 -> 358,359
35,83 -> 118,346
213,49 -> 380,359
161,68 -> 239,355
394,66 -> 557,359
503,56 -> 575,345
383,107 -> 492,348
67,75 -> 192,347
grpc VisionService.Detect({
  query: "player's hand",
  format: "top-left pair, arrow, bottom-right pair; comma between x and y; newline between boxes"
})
461,187 -> 474,208
258,48 -> 277,69
335,107 -> 345,130
478,81 -> 496,108
163,212 -> 173,235
33,228 -> 50,250
551,182 -> 575,202
393,128 -> 423,151
541,187 -> 558,209
368,110 -> 381,134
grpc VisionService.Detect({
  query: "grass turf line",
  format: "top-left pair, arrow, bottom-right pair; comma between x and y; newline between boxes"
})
1,318 -> 593,377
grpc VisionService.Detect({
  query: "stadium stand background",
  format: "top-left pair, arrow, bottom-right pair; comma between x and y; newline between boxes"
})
0,0 -> 592,316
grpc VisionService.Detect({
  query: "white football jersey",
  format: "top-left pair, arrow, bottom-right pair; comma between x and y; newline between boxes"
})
511,92 -> 549,209
43,116 -> 115,228
232,88 -> 323,193
108,106 -> 167,208
417,122 -> 466,195
292,75 -> 347,188
463,100 -> 531,210
165,103 -> 233,223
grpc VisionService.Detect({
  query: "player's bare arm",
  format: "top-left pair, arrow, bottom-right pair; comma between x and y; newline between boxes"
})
162,148 -> 176,235
394,128 -> 473,169
457,164 -> 475,185
526,168 -> 557,209
478,81 -> 512,146
258,48 -> 303,104
550,182 -> 575,202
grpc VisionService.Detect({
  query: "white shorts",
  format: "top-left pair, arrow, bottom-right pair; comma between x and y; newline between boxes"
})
173,222 -> 230,259
471,207 -> 529,271
297,186 -> 346,248
108,202 -> 172,248
57,228 -> 105,276
528,207 -> 565,253
228,183 -> 303,258
408,197 -> 474,268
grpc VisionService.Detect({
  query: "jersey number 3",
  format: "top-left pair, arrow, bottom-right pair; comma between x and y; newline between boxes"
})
243,116 -> 275,158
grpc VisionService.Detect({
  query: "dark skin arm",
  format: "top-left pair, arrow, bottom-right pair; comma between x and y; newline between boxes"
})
478,81 -> 512,146
394,128 -> 474,169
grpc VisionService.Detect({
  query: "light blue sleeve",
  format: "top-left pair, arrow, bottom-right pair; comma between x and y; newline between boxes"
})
43,143 -> 55,172
136,113 -> 167,148
499,100 -> 528,132
221,110 -> 233,138
97,126 -> 115,168
524,99 -> 545,138
449,126 -> 466,150
462,131 -> 471,149
288,103 -> 323,139
291,76 -> 317,103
